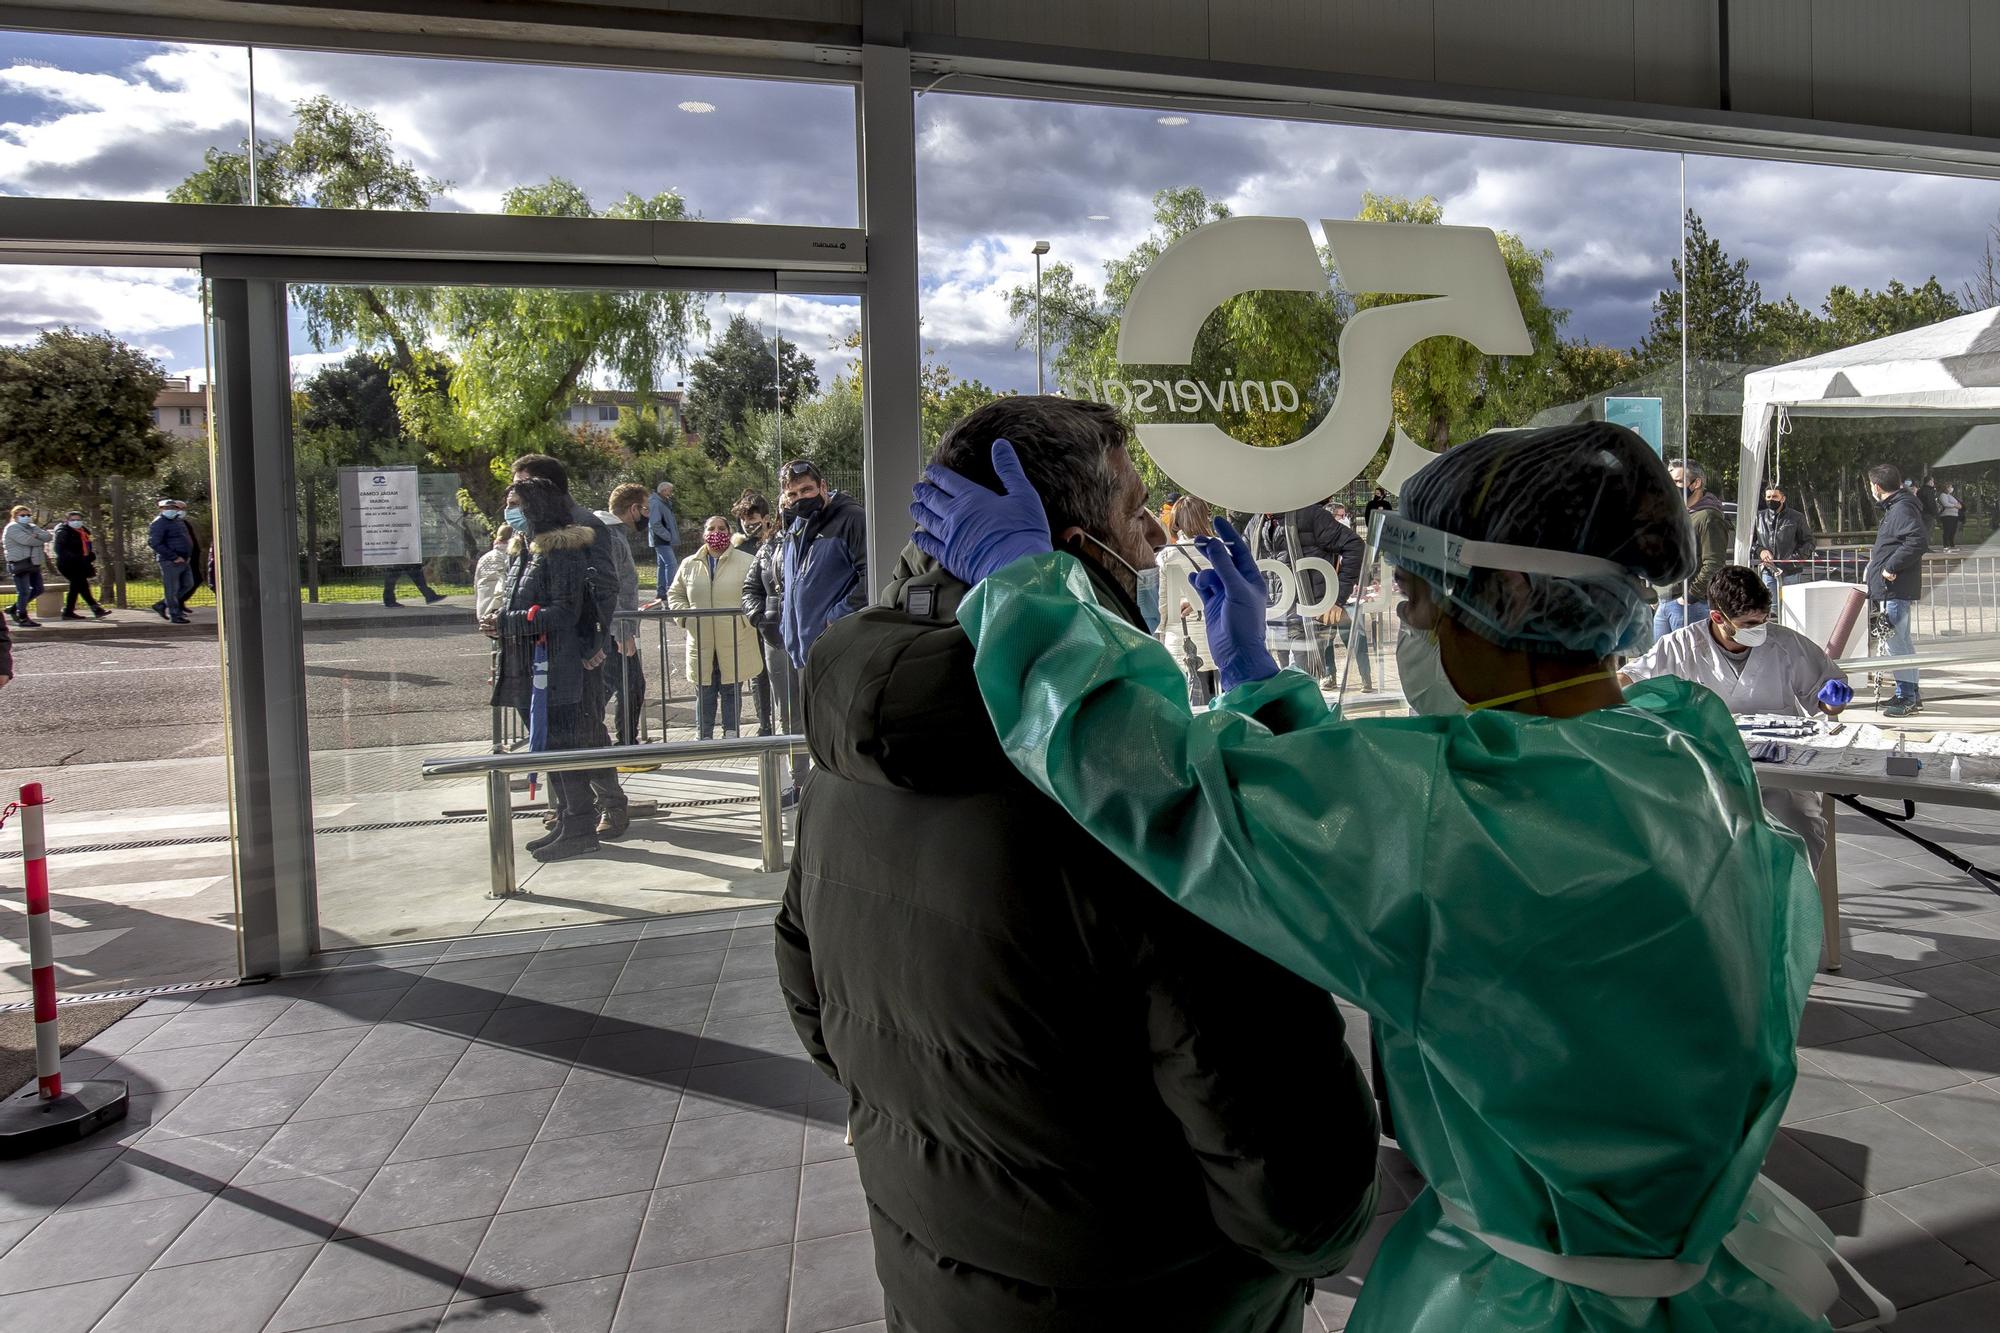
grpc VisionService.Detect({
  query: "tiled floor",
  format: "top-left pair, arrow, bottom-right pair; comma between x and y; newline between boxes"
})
5,806 -> 2000,1332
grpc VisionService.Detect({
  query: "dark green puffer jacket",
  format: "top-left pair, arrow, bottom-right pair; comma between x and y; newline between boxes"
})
775,544 -> 1380,1333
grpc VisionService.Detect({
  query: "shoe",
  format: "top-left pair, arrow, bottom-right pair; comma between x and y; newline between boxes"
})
92,608 -> 111,618
1319,676 -> 1338,691
423,592 -> 446,605
1883,698 -> 1923,718
531,832 -> 600,863
16,616 -> 40,628
384,600 -> 403,608
151,601 -> 167,620
538,809 -> 562,832
61,612 -> 85,621
596,808 -> 631,839
526,822 -> 566,852
170,616 -> 193,624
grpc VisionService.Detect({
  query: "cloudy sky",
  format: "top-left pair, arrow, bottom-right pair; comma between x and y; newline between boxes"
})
2,31 -> 1999,400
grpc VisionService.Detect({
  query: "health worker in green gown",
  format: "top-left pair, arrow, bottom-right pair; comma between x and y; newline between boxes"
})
910,421 -> 1887,1333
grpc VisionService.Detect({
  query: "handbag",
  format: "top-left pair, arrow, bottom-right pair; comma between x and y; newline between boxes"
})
8,557 -> 36,576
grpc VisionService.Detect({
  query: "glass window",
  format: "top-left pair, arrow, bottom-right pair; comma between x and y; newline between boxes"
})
178,406 -> 191,426
599,403 -> 618,422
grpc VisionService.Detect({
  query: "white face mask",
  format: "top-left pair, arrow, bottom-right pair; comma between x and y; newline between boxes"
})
1396,627 -> 1468,716
1729,620 -> 1769,648
66,519 -> 84,529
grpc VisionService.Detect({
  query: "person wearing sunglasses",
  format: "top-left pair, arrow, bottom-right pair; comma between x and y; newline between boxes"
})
778,458 -> 868,671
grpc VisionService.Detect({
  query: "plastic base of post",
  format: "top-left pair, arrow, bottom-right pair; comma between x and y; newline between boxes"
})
0,1080 -> 130,1158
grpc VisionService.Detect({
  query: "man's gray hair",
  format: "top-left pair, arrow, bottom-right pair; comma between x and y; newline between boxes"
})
931,396 -> 1126,536
1674,460 -> 1706,484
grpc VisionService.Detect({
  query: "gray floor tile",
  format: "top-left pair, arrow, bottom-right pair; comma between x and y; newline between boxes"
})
0,1274 -> 136,1333
441,1274 -> 624,1333
269,1217 -> 489,1331
629,931 -> 734,961
591,984 -> 713,1036
638,914 -> 736,940
1844,930 -> 1956,976
477,999 -> 604,1046
259,990 -> 406,1037
62,1126 -> 276,1211
1807,1031 -> 1974,1102
207,1028 -> 369,1086
0,1146 -> 123,1222
315,966 -> 426,998
128,1008 -> 282,1054
235,1106 -> 425,1185
706,976 -> 789,1021
1784,1064 -> 1875,1123
341,1023 -> 477,1071
500,1122 -> 670,1213
574,1028 -> 701,1078
523,941 -> 636,973
1888,1082 -> 2000,1164
1820,973 -> 1968,1033
293,1056 -> 458,1122
1893,1014 -> 2000,1083
658,1106 -> 805,1187
73,1014 -> 171,1058
147,1070 -> 330,1140
632,1167 -> 797,1270
340,1144 -> 528,1238
1793,1105 -> 1986,1193
539,1069 -> 683,1141
506,964 -> 624,1007
443,933 -> 547,960
797,1157 -> 869,1242
390,1087 -> 559,1163
0,1192 -> 208,1293
460,1191 -> 648,1296
0,1217 -> 33,1260
804,1100 -> 855,1166
1893,1283 -> 2000,1333
611,950 -> 726,996
719,948 -> 780,984
97,1039 -> 249,1091
299,1307 -> 446,1332
157,1169 -> 374,1266
614,1243 -> 791,1333
425,954 -> 533,986
1882,1168 -> 2000,1277
1798,999 -> 1878,1047
1818,1194 -> 1990,1310
434,1039 -> 583,1103
679,1055 -> 833,1121
94,1242 -> 319,1332
696,1010 -> 811,1066
383,980 -> 510,1023
788,1229 -> 882,1333
1902,962 -> 2000,1014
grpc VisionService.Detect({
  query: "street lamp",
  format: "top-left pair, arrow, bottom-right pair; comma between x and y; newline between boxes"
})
1031,240 -> 1051,395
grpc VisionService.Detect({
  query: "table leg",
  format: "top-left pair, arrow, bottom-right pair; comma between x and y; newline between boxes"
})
1818,792 -> 1841,972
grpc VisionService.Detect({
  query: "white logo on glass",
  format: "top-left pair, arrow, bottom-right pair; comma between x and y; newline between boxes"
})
1117,217 -> 1533,513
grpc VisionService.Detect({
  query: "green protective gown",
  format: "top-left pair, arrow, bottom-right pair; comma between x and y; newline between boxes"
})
959,552 -> 1827,1333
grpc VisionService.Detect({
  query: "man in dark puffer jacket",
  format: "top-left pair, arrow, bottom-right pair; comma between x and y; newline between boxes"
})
776,396 -> 1380,1333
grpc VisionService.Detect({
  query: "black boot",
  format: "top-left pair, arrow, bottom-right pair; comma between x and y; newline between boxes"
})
531,826 -> 601,863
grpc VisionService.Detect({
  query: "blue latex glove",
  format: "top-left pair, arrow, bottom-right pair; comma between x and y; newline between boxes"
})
1818,679 -> 1854,711
910,439 -> 1053,584
1191,517 -> 1280,692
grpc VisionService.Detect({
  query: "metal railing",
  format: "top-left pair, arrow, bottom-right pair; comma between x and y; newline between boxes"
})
421,735 -> 807,900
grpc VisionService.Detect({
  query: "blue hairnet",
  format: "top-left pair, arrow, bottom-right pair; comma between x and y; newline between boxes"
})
1395,423 -> 1696,658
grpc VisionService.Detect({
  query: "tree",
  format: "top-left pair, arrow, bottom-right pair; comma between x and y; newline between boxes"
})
684,314 -> 819,461
1637,211 -> 1763,367
826,326 -> 1002,447
300,353 -> 403,451
1964,211 -> 2000,311
0,329 -> 175,492
735,392 -> 865,487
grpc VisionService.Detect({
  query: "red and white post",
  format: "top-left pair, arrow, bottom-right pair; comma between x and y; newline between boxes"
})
20,782 -> 60,1099
2,780 -> 127,1157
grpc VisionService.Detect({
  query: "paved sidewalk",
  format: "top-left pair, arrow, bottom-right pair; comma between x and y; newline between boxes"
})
8,596 -> 475,641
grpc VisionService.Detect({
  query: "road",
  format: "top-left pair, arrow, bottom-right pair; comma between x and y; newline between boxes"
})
0,620 -> 500,766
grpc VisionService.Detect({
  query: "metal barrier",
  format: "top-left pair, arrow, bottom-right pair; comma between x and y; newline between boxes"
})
421,735 -> 807,899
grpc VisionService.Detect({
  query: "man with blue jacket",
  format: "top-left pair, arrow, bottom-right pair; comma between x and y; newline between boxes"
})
779,458 -> 867,670
147,498 -> 197,624
646,480 -> 679,600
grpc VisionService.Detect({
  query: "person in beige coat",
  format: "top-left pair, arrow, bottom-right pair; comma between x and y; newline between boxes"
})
668,515 -> 765,738
1158,496 -> 1221,706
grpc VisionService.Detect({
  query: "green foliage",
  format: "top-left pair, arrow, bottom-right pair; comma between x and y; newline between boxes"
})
735,391 -> 865,486
0,329 -> 176,494
684,314 -> 820,461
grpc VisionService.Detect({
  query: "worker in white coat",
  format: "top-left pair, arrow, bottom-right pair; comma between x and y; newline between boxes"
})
1621,564 -> 1852,867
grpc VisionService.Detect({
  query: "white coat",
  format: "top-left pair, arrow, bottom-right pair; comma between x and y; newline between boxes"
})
1157,544 -> 1217,675
668,546 -> 764,686
1623,619 -> 1847,867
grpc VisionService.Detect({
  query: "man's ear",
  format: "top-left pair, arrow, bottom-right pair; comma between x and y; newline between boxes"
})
1055,524 -> 1085,547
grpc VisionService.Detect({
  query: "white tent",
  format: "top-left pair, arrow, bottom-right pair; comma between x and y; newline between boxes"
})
1735,305 -> 2000,558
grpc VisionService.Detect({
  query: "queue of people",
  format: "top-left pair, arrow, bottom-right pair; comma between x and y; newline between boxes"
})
8,504 -> 115,626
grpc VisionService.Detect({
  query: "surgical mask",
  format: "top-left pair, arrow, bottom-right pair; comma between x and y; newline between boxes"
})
163,509 -> 183,520
1073,530 -> 1148,589
1728,619 -> 1769,648
66,519 -> 84,529
1397,627 -> 1468,715
704,531 -> 729,552
504,506 -> 530,535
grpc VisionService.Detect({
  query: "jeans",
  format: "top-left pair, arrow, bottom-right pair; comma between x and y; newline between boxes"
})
1942,516 -> 1963,547
1881,598 -> 1919,699
157,559 -> 196,618
11,565 -> 41,620
1759,571 -> 1804,611
653,546 -> 676,600
696,661 -> 741,739
383,564 -> 438,605
1652,598 -> 1707,640
1338,615 -> 1373,689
